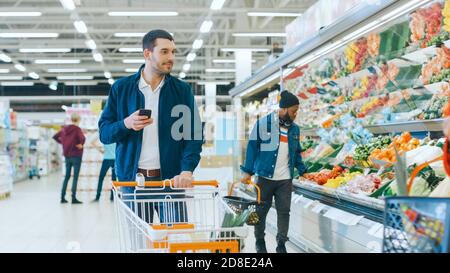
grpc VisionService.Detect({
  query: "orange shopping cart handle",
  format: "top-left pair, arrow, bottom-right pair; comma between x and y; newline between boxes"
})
112,180 -> 219,188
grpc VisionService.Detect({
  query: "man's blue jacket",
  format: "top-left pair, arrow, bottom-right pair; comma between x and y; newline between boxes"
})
98,65 -> 203,181
240,112 -> 306,179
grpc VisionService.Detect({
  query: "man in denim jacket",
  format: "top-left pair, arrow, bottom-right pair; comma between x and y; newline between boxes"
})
241,90 -> 306,253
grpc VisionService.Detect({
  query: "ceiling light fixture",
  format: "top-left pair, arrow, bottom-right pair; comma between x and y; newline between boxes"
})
186,53 -> 196,62
0,12 -> 42,17
35,59 -> 80,64
47,68 -> 87,73
0,33 -> 59,38
182,64 -> 191,71
232,33 -> 287,37
0,53 -> 12,62
59,0 -> 75,11
192,39 -> 204,49
247,12 -> 302,17
73,20 -> 88,33
93,53 -> 103,62
108,11 -> 178,16
85,39 -> 97,50
200,20 -> 213,33
1,81 -> 34,86
210,0 -> 226,10
119,47 -> 142,52
20,48 -> 71,53
28,72 -> 39,79
14,64 -> 26,72
57,75 -> 94,80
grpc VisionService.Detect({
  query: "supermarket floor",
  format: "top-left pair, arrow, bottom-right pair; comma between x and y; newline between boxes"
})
0,171 -> 301,253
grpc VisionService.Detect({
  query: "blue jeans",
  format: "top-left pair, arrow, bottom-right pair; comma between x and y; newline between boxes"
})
61,156 -> 82,200
95,159 -> 116,200
120,176 -> 188,224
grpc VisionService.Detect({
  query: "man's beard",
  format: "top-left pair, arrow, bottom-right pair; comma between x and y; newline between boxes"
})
279,112 -> 293,128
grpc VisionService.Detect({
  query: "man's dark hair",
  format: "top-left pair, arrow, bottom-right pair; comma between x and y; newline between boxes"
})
142,29 -> 174,51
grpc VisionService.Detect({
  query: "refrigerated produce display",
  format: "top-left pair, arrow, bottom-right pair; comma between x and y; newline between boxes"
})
231,0 -> 450,253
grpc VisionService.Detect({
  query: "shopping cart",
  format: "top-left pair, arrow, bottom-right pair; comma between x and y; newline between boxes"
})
383,138 -> 450,253
112,180 -> 249,253
383,197 -> 450,253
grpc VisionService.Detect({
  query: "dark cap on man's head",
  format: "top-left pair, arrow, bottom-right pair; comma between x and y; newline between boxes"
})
279,90 -> 299,109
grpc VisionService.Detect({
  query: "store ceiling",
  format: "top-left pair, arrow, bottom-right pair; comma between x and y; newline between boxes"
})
0,0 -> 317,110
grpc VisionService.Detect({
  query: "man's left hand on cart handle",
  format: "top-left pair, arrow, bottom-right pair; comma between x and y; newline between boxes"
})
173,171 -> 194,188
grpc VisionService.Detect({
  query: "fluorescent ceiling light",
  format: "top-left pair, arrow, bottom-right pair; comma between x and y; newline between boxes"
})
57,75 -> 94,80
14,64 -> 26,72
123,59 -> 144,64
182,64 -> 191,71
198,81 -> 230,85
210,0 -> 226,10
247,12 -> 302,17
104,72 -> 112,79
233,33 -> 287,37
85,39 -> 97,50
213,59 -> 256,63
115,32 -> 173,38
114,32 -> 146,38
1,81 -> 34,86
221,48 -> 270,52
0,53 -> 12,62
0,69 -> 10,73
49,81 -> 58,90
186,53 -> 196,62
0,33 -> 59,38
108,78 -> 115,85
125,68 -> 138,73
108,11 -> 178,16
20,48 -> 71,53
206,68 -> 236,73
200,20 -> 213,33
192,39 -> 203,49
73,21 -> 88,33
35,59 -> 80,64
47,68 -> 87,73
64,81 -> 98,86
28,72 -> 39,79
179,72 -> 186,79
119,47 -> 142,52
93,53 -> 103,62
0,76 -> 23,80
0,12 -> 42,17
59,0 -> 75,11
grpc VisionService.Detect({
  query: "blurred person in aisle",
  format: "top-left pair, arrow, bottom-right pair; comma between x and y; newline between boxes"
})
93,142 -> 116,202
98,29 -> 203,222
240,90 -> 306,253
53,113 -> 85,204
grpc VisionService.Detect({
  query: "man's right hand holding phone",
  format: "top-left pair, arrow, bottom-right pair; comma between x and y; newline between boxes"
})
124,110 -> 153,131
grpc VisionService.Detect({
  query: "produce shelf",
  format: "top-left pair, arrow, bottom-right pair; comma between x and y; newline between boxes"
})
293,179 -> 384,222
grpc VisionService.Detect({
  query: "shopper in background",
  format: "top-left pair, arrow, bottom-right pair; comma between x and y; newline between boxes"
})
240,90 -> 307,253
98,29 -> 203,223
53,113 -> 85,204
93,142 -> 116,202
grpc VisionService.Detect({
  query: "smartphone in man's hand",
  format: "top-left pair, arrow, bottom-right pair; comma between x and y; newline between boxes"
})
138,109 -> 152,119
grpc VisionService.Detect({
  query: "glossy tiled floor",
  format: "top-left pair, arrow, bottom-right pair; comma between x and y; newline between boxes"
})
0,170 -> 300,253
